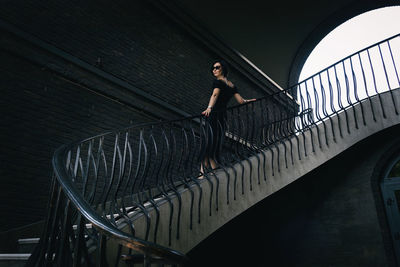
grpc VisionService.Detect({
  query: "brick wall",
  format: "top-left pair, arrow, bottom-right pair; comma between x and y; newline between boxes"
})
0,48 -> 155,231
0,0 -> 267,115
0,0 -> 275,231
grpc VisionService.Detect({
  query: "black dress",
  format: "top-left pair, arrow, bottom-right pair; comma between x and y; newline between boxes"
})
205,79 -> 238,160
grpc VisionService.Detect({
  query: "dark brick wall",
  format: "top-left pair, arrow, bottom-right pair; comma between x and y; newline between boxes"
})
0,49 -> 154,231
188,126 -> 400,266
0,0 -> 272,231
0,0 -> 266,115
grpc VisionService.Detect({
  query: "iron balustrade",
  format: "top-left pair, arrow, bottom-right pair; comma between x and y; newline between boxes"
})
28,33 -> 400,266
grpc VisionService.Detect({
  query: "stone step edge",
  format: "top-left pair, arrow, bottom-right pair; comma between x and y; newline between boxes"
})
18,238 -> 40,244
0,254 -> 31,260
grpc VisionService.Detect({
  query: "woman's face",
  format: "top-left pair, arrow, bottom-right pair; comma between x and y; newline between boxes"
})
212,62 -> 223,78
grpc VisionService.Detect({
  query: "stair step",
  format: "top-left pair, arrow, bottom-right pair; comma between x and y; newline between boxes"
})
0,254 -> 30,260
0,254 -> 30,267
17,238 -> 39,253
17,238 -> 39,245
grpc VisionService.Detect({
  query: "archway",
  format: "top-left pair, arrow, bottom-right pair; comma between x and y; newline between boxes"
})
288,1 -> 400,87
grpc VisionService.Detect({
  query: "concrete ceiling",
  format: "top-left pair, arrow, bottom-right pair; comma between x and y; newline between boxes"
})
176,0 -> 399,89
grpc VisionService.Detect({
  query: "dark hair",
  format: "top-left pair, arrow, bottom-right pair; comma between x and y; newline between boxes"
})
210,60 -> 229,77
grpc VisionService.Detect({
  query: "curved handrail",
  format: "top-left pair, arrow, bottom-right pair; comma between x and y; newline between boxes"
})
52,144 -> 187,263
28,33 -> 400,266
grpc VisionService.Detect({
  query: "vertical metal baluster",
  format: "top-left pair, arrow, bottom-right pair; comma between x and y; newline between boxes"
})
198,116 -> 207,179
186,120 -> 202,224
212,119 -> 222,208
119,134 -> 136,243
291,85 -> 302,161
203,119 -> 215,215
110,134 -> 124,228
249,101 -> 262,184
247,101 -> 258,184
160,128 -> 174,246
326,69 -> 338,142
99,134 -> 118,222
217,113 -> 231,204
81,140 -> 93,198
311,76 -> 322,148
137,130 -> 152,241
87,136 -> 105,205
318,72 -> 330,146
379,42 -> 399,115
71,145 -> 81,184
342,61 -> 352,134
263,102 -> 275,176
109,135 -> 122,227
387,39 -> 400,115
235,108 -> 246,194
134,130 -> 152,240
298,82 -> 308,157
202,118 -> 216,202
388,39 -> 400,89
343,60 -> 352,107
358,52 -> 376,122
179,121 -> 196,229
147,129 -> 161,241
304,81 -> 315,153
197,118 -> 207,219
114,132 -> 132,238
274,102 -> 286,169
350,56 -> 363,128
166,126 -> 182,240
333,65 -> 345,138
286,87 -> 296,164
334,65 -> 344,111
227,109 -> 238,200
285,112 -> 294,166
378,42 -> 392,91
367,49 -> 386,118
244,104 -> 253,191
271,105 -> 281,174
239,107 -> 248,192
278,108 -> 288,169
259,99 -> 268,181
60,149 -> 81,265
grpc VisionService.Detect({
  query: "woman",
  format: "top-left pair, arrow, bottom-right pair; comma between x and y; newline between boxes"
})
200,60 -> 256,176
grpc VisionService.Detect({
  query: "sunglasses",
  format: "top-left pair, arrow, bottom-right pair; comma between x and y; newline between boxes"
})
212,65 -> 221,70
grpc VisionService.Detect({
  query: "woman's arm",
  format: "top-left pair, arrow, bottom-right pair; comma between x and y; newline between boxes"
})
202,88 -> 220,117
234,93 -> 256,104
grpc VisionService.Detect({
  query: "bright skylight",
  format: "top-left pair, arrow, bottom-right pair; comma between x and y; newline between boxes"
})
299,6 -> 400,82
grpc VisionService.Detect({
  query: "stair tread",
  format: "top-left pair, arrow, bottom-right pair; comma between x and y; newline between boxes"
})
17,238 -> 39,244
0,254 -> 31,260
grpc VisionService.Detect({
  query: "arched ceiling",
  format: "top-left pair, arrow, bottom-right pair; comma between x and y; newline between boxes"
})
176,0 -> 399,89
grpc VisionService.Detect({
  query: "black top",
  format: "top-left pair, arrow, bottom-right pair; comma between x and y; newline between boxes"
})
211,79 -> 238,111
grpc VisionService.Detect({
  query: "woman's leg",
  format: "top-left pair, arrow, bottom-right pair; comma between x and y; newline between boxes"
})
199,157 -> 218,179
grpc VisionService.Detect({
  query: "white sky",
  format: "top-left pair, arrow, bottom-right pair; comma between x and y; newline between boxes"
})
299,6 -> 400,82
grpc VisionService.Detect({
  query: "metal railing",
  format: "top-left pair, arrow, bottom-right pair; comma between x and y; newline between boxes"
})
28,33 -> 400,266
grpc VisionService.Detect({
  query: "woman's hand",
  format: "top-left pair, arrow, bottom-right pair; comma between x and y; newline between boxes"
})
244,98 -> 257,103
202,107 -> 212,117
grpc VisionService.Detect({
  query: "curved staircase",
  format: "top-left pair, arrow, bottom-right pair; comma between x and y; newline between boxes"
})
18,33 -> 400,266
